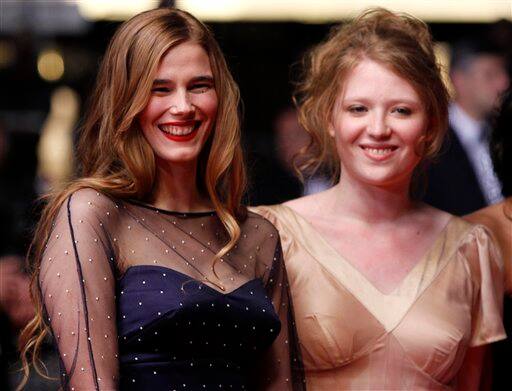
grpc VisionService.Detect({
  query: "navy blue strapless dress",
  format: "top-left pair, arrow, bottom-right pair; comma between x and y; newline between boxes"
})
39,192 -> 303,390
117,266 -> 281,390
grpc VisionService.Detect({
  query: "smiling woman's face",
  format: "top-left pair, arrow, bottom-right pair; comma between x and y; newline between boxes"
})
330,59 -> 428,188
139,41 -> 218,167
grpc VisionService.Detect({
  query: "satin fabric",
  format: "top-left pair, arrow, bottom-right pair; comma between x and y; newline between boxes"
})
253,204 -> 506,390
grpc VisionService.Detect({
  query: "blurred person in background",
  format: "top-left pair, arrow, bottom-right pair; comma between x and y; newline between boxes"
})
0,123 -> 55,390
0,256 -> 34,342
256,8 -> 505,389
246,107 -> 304,205
0,123 -> 12,391
249,106 -> 330,206
0,126 -> 40,257
273,107 -> 330,197
466,89 -> 512,390
423,39 -> 510,215
18,7 -> 303,391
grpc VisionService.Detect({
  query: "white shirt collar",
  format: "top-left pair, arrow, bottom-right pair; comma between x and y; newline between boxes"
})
449,103 -> 486,145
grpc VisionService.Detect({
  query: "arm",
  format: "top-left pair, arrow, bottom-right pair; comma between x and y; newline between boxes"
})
40,191 -> 119,390
256,237 -> 306,390
458,226 -> 506,391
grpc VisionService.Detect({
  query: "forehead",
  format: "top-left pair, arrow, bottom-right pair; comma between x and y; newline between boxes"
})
155,41 -> 212,78
469,54 -> 506,72
340,59 -> 421,102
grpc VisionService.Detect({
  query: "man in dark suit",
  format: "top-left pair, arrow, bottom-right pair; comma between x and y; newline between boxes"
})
423,40 -> 509,215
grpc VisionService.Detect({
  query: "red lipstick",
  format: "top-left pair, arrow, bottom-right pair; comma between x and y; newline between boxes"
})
159,121 -> 199,142
162,128 -> 199,142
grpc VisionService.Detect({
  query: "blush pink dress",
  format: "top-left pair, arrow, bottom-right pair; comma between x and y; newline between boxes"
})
254,204 -> 506,390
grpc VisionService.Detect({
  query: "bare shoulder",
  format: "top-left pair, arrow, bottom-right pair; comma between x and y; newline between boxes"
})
411,203 -> 458,239
283,189 -> 332,218
417,203 -> 453,225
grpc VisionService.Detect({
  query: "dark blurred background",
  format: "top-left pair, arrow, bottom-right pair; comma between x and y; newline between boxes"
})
0,1 -> 511,389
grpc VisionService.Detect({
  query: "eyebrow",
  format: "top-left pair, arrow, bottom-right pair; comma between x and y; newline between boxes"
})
343,97 -> 421,106
152,75 -> 214,85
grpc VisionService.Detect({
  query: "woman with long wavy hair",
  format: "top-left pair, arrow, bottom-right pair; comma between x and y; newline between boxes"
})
255,8 -> 505,390
18,8 -> 304,390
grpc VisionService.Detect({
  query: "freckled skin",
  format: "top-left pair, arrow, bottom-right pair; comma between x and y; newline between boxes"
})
330,59 -> 428,189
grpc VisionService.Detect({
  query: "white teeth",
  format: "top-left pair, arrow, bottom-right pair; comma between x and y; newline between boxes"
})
364,147 -> 394,155
160,125 -> 195,136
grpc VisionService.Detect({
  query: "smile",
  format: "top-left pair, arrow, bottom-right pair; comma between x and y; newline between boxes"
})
360,145 -> 398,161
158,122 -> 200,142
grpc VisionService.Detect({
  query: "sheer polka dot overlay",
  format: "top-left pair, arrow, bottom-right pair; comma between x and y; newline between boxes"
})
40,189 -> 304,390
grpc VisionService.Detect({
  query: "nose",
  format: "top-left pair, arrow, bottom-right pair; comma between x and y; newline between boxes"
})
367,112 -> 391,139
169,90 -> 195,116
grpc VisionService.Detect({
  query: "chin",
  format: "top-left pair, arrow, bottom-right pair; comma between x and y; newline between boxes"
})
156,149 -> 202,166
353,168 -> 411,188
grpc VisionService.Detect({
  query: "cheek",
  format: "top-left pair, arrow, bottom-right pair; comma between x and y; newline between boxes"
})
139,99 -> 165,128
193,93 -> 218,121
413,119 -> 428,141
399,123 -> 428,161
334,116 -> 363,144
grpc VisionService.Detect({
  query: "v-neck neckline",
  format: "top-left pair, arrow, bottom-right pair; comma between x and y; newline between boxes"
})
279,203 -> 455,296
273,204 -> 459,331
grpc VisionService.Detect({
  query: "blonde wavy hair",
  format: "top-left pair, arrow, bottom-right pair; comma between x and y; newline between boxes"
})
294,8 -> 450,185
18,7 -> 246,387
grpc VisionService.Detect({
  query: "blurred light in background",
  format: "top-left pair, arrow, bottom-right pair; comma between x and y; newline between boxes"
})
0,41 -> 17,70
177,0 -> 512,22
76,0 -> 159,21
37,49 -> 65,82
37,87 -> 80,189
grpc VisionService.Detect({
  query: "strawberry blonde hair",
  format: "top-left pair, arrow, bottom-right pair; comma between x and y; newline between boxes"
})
294,8 -> 450,184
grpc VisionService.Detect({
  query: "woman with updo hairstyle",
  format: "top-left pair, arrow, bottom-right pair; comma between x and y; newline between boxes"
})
255,8 -> 505,390
18,8 -> 304,390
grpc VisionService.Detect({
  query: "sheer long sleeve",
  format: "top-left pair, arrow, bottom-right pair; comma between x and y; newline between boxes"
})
39,190 -> 119,390
258,238 -> 305,390
244,211 -> 305,390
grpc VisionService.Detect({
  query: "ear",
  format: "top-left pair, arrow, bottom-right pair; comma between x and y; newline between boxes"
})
327,120 -> 336,138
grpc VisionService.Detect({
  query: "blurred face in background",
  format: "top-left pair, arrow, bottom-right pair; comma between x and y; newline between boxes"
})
274,108 -> 310,171
452,54 -> 510,120
0,256 -> 34,330
139,41 -> 218,169
330,59 -> 428,189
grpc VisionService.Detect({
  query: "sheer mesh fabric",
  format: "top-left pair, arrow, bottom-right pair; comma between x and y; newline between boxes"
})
39,188 -> 304,390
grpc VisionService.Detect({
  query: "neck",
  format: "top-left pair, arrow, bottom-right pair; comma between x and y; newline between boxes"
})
328,172 -> 415,224
150,159 -> 211,212
454,99 -> 485,122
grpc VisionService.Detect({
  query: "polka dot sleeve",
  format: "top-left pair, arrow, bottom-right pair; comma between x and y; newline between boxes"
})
39,190 -> 118,390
